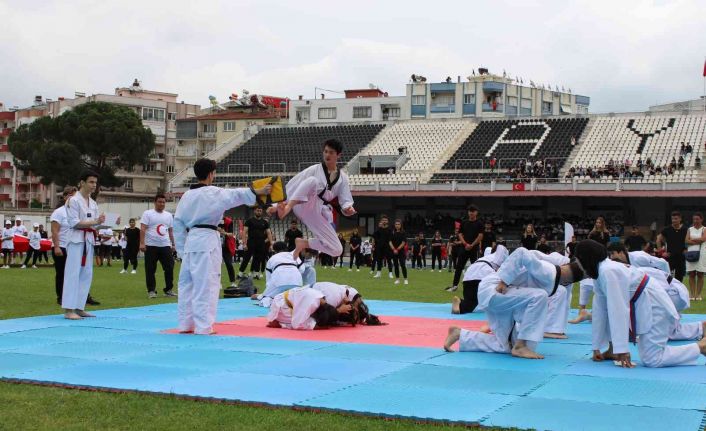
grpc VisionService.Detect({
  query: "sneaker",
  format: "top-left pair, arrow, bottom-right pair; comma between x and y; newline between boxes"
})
348,269 -> 352,272
404,279 -> 409,285
131,270 -> 137,274
373,272 -> 381,278
394,279 -> 400,285
148,291 -> 158,299
119,269 -> 127,274
164,291 -> 178,297
86,296 -> 101,306
356,269 -> 360,272
445,285 -> 458,292
230,282 -> 237,288
388,272 -> 393,279
32,265 -> 38,269
21,265 -> 26,269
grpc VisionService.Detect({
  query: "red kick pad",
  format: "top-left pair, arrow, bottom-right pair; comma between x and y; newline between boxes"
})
168,316 -> 486,348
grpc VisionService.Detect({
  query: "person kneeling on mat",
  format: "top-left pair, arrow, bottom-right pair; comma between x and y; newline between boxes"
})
311,281 -> 385,326
452,245 -> 508,315
266,286 -> 340,330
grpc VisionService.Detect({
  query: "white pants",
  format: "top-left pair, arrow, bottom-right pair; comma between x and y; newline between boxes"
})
178,247 -> 221,335
290,177 -> 342,257
545,284 -> 570,334
257,284 -> 299,308
62,241 -> 93,310
302,265 -> 317,286
579,278 -> 594,307
670,319 -> 703,341
460,287 -> 548,353
638,300 -> 702,367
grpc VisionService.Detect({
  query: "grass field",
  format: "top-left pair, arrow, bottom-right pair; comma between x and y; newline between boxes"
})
0,260 -> 703,430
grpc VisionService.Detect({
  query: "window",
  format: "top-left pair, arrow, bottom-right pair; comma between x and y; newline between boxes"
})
463,94 -> 475,104
123,178 -> 133,190
167,112 -> 177,121
166,165 -> 175,173
202,123 -> 216,133
386,107 -> 401,118
166,146 -> 176,155
143,162 -> 157,172
223,121 -> 236,132
412,95 -> 425,105
142,107 -> 165,122
542,101 -> 553,113
318,107 -> 337,119
353,106 -> 372,118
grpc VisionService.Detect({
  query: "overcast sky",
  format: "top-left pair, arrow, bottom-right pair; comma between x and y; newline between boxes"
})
1,0 -> 704,113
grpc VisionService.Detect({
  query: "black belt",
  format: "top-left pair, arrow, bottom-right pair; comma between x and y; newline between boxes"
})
266,262 -> 300,274
550,265 -> 562,297
186,224 -> 218,233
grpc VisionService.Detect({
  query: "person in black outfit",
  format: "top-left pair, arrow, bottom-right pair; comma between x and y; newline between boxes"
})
334,233 -> 346,268
480,220 -> 496,252
389,219 -> 408,284
238,207 -> 273,279
520,224 -> 538,250
411,232 -> 426,269
658,211 -> 688,281
625,225 -> 647,252
430,231 -> 444,271
588,216 -> 611,248
448,228 -> 462,273
447,205 -> 483,292
122,218 -> 140,273
372,216 -> 393,278
348,228 -> 362,271
38,224 -> 49,263
284,219 -> 303,252
536,235 -> 552,254
218,217 -> 237,288
565,235 -> 577,260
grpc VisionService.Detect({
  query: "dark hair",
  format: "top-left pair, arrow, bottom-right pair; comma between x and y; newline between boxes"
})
272,241 -> 288,253
567,262 -> 585,283
323,138 -> 343,154
154,193 -> 166,201
574,239 -> 608,279
632,225 -> 638,230
694,212 -> 703,220
467,204 -> 479,212
193,158 -> 217,180
311,303 -> 339,328
606,242 -> 628,256
671,211 -> 681,218
79,170 -> 99,182
290,220 -> 298,224
129,218 -> 136,223
62,186 -> 77,197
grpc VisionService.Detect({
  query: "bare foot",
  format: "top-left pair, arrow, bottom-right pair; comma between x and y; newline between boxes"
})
75,310 -> 95,318
277,202 -> 291,219
701,321 -> 706,338
698,337 -> 706,355
511,345 -> 545,359
64,311 -> 81,320
451,296 -> 461,314
444,326 -> 461,352
569,309 -> 592,324
266,206 -> 278,217
544,332 -> 568,339
478,324 -> 491,334
250,294 -> 259,300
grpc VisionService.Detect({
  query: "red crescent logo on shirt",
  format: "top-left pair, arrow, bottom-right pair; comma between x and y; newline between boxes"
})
156,224 -> 165,236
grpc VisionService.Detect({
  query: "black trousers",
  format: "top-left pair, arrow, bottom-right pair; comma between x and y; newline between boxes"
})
349,251 -> 361,268
23,247 -> 40,266
374,249 -> 392,272
452,248 -> 479,287
459,280 -> 480,314
145,246 -> 174,293
392,252 -> 407,279
668,254 -> 686,281
123,247 -> 138,270
111,246 -> 122,260
449,251 -> 459,271
222,246 -> 235,282
431,248 -> 442,269
52,247 -> 67,301
239,243 -> 266,273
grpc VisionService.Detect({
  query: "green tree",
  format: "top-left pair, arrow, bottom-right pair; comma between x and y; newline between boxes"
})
8,102 -> 155,190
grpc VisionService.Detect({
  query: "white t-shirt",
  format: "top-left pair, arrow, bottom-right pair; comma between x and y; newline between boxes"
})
687,226 -> 705,252
99,228 -> 114,246
28,230 -> 42,249
50,206 -> 71,249
12,224 -> 28,237
1,227 -> 14,250
141,209 -> 173,247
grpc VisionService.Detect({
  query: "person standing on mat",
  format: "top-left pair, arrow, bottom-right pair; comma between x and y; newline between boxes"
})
121,219 -> 140,274
140,193 -> 176,299
63,170 -> 111,320
348,227 -> 362,271
447,205 -> 483,292
174,158 -> 271,335
237,207 -> 272,280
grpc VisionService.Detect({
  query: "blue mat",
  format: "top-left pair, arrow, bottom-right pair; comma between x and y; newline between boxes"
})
1,301 -> 705,430
301,381 -> 518,424
483,397 -> 706,431
530,374 -> 706,410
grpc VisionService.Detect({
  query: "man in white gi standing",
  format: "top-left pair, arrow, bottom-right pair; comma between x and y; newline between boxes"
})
173,158 -> 271,335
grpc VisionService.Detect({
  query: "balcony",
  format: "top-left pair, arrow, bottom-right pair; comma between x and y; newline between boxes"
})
482,81 -> 505,92
0,193 -> 10,201
176,149 -> 198,158
430,104 -> 456,114
0,161 -> 11,169
198,131 -> 216,139
430,83 -> 456,92
0,144 -> 8,152
0,177 -> 10,185
411,105 -> 426,117
482,103 -> 504,112
0,128 -> 11,137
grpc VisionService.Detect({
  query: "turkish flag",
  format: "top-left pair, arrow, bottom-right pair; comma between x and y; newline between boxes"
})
512,183 -> 525,191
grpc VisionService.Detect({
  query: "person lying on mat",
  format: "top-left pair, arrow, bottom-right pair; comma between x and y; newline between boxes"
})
266,286 -> 339,330
311,281 -> 385,326
452,245 -> 508,315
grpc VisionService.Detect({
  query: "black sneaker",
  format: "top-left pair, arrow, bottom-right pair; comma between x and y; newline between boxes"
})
444,286 -> 458,292
86,296 -> 101,306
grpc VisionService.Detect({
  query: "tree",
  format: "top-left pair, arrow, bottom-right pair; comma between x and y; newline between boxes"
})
8,102 -> 156,191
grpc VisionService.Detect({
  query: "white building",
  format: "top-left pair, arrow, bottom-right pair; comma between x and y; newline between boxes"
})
289,88 -> 408,124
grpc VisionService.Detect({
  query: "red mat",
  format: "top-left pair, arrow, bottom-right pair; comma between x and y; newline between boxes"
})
166,316 -> 486,348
